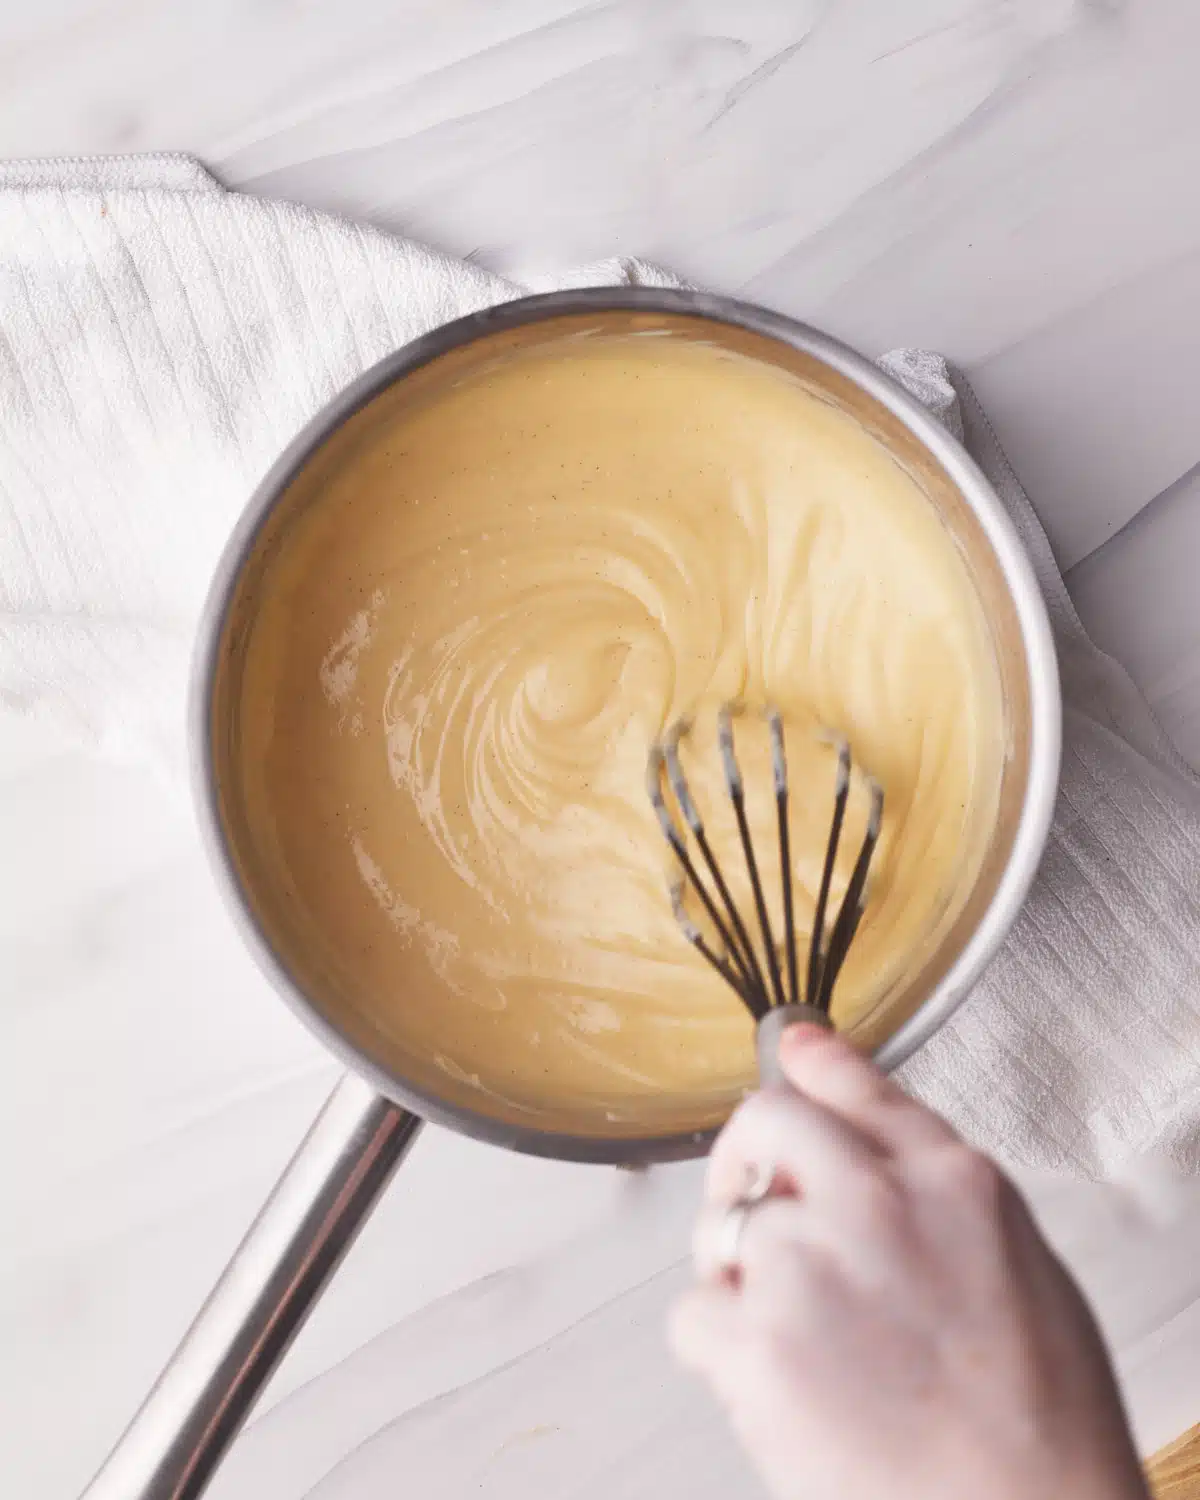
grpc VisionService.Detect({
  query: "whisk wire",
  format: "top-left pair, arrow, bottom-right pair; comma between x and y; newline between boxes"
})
719,707 -> 787,1010
669,880 -> 770,1020
648,707 -> 883,1024
769,711 -> 800,1009
663,724 -> 770,1001
816,777 -> 883,1011
647,747 -> 756,993
806,738 -> 850,1006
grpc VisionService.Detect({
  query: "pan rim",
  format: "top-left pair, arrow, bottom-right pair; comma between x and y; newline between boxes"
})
189,287 -> 1060,1165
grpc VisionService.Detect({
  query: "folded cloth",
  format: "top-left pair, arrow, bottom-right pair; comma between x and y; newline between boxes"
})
0,154 -> 679,769
880,352 -> 1200,1175
2,155 -> 1197,1176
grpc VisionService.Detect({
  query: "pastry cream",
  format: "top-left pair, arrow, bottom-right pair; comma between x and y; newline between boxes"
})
233,331 -> 1002,1127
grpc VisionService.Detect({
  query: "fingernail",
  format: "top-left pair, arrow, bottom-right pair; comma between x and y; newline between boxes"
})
782,1022 -> 832,1049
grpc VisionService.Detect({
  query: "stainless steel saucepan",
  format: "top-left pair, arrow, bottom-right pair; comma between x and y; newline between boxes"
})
82,289 -> 1060,1499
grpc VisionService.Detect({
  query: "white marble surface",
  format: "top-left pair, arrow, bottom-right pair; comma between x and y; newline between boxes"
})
3,2 -> 1200,1497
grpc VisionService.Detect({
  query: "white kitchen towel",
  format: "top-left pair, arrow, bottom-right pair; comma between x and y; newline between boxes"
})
0,154 -> 681,770
2,155 -> 1198,1177
879,352 -> 1200,1174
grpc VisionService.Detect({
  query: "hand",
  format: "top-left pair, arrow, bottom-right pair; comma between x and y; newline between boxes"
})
669,1024 -> 1149,1500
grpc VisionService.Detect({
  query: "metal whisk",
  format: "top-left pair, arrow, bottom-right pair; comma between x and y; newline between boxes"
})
646,705 -> 884,1042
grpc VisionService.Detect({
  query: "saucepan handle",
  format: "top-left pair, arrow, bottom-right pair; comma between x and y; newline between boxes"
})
81,1072 -> 423,1500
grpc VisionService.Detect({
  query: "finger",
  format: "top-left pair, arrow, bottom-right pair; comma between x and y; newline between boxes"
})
706,1080 -> 882,1207
693,1193 -> 809,1284
668,1281 -> 745,1392
778,1023 -> 957,1154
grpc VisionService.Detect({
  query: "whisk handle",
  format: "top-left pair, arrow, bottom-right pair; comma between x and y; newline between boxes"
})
756,1004 -> 834,1087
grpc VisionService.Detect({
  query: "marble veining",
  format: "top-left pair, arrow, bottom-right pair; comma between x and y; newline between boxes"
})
2,2 -> 1200,1496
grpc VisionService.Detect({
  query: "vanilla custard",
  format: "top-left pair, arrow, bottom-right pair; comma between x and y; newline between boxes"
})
231,332 -> 1002,1127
